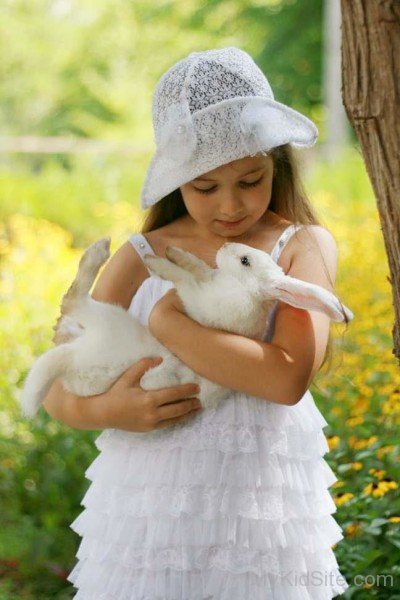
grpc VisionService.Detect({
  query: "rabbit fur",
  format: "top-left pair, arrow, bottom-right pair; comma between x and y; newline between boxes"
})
20,236 -> 353,418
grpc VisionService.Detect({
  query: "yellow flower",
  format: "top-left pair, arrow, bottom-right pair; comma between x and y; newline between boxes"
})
345,522 -> 362,537
377,445 -> 396,459
368,468 -> 386,479
379,384 -> 397,395
349,435 -> 378,450
327,435 -> 340,451
351,462 -> 363,471
334,492 -> 354,506
389,516 -> 400,523
363,582 -> 374,589
332,480 -> 345,489
382,395 -> 400,415
364,479 -> 398,498
346,415 -> 364,427
350,397 -> 370,416
358,386 -> 373,398
380,479 -> 398,491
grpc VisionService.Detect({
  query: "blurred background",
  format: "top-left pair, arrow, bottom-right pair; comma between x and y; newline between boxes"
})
1,0 -> 399,598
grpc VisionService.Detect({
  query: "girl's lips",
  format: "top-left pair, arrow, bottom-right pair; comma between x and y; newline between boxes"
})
217,217 -> 246,227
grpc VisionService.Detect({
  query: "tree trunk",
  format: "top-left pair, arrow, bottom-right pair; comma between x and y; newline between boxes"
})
340,0 -> 400,361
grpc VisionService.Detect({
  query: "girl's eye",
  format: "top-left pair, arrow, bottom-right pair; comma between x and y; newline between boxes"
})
193,176 -> 264,195
241,176 -> 264,189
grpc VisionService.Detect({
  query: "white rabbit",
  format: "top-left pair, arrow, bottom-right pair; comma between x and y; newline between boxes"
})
20,236 -> 354,418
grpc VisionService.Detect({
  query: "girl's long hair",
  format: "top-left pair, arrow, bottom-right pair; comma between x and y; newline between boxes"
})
140,144 -> 338,376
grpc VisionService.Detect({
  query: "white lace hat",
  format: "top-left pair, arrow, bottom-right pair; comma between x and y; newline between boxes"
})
141,46 -> 318,209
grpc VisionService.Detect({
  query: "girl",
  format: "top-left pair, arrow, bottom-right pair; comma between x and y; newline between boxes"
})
43,47 -> 350,598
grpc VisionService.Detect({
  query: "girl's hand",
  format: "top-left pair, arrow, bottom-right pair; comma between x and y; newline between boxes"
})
148,288 -> 186,338
106,357 -> 202,432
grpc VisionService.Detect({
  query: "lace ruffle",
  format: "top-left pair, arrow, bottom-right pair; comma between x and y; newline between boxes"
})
71,511 -> 344,554
85,446 -> 337,493
80,478 -> 337,521
68,552 -> 349,600
96,424 -> 329,459
74,540 -> 341,576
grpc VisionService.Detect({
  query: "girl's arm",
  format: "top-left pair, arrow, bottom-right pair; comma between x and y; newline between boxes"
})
149,226 -> 338,406
149,303 -> 301,405
42,377 -> 112,429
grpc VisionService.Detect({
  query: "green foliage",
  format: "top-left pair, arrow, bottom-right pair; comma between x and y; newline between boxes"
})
0,152 -> 148,246
1,0 -> 327,146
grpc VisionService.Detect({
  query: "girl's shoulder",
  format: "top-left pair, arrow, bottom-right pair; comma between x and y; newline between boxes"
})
281,223 -> 339,290
251,217 -> 337,276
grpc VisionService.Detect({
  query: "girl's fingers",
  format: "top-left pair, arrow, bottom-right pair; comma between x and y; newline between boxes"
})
155,398 -> 202,429
118,357 -> 163,385
152,383 -> 200,406
156,397 -> 202,422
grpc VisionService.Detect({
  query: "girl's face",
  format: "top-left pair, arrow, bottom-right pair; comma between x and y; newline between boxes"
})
180,154 -> 274,239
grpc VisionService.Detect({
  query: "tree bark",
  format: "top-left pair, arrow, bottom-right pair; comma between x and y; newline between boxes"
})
340,0 -> 400,361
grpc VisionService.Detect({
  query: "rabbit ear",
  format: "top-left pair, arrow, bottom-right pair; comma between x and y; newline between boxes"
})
271,276 -> 354,322
143,247 -> 215,284
143,255 -> 194,284
165,246 -> 214,282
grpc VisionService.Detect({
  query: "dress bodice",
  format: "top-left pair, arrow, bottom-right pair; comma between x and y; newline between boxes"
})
127,223 -> 304,343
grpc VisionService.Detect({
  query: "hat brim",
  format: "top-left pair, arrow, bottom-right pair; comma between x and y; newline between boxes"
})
141,96 -> 318,209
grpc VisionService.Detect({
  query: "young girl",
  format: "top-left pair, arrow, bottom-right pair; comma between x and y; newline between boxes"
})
44,47 -> 350,598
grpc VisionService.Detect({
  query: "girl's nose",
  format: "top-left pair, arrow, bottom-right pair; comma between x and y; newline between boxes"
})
219,195 -> 244,219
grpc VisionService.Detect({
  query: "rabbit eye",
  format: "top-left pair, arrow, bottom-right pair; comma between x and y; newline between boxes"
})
240,256 -> 251,267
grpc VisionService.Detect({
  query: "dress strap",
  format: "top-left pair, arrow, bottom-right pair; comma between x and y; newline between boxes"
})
270,223 -> 304,264
128,232 -> 156,262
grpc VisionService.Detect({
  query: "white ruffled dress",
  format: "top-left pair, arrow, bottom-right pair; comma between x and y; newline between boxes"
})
67,224 -> 350,599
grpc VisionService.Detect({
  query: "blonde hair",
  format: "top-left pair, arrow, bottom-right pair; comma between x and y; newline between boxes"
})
140,144 -> 338,377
